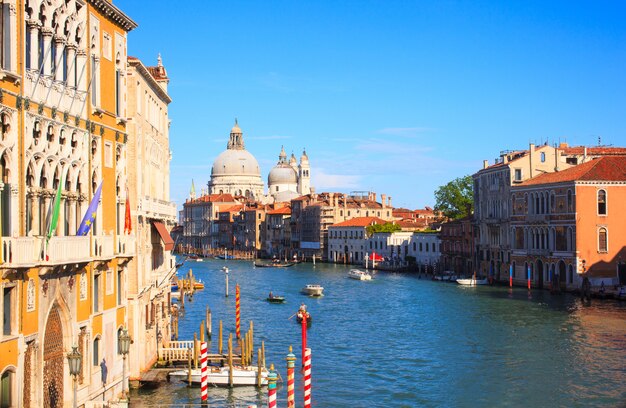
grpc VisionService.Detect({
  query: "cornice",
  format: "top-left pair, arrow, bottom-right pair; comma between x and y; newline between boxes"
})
87,0 -> 138,32
128,58 -> 172,104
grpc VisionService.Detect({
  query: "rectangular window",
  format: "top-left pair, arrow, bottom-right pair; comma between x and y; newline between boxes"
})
117,270 -> 122,305
106,269 -> 113,295
514,169 -> 522,182
2,286 -> 13,336
599,228 -> 608,252
115,69 -> 121,117
93,338 -> 100,366
93,273 -> 100,313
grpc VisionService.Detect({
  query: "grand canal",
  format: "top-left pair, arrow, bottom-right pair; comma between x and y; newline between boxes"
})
130,258 -> 626,407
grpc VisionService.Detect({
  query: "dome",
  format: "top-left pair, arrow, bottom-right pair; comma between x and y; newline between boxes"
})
268,164 -> 298,185
274,189 -> 300,203
212,149 -> 261,177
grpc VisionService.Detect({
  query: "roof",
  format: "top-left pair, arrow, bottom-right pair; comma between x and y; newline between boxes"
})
88,0 -> 137,31
560,146 -> 626,156
186,194 -> 236,205
267,207 -> 291,215
219,205 -> 243,213
519,156 -> 626,186
330,217 -> 387,228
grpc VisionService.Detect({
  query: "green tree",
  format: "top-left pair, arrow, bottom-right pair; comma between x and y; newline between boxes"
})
434,175 -> 474,219
366,222 -> 401,236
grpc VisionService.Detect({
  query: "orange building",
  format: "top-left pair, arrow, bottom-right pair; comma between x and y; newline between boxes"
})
0,1 -> 136,406
510,156 -> 626,290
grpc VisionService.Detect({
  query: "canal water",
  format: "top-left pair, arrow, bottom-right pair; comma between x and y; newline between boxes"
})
130,258 -> 626,407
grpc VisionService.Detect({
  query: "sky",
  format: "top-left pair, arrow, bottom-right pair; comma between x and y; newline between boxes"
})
115,0 -> 626,210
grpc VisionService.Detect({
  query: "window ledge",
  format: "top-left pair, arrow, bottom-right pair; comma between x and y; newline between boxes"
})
116,117 -> 126,125
92,107 -> 104,116
0,334 -> 19,343
0,70 -> 21,84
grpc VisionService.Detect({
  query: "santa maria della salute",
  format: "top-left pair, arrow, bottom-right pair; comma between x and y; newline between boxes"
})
206,120 -> 312,203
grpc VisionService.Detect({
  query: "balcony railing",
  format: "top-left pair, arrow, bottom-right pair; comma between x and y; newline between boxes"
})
93,235 -> 114,259
46,236 -> 91,264
1,237 -> 40,266
116,235 -> 136,257
141,197 -> 177,221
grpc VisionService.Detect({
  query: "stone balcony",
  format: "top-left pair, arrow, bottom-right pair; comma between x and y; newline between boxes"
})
116,235 -> 136,258
140,197 -> 177,221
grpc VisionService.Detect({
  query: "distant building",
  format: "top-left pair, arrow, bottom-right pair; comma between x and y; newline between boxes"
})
327,217 -> 386,264
439,216 -> 474,275
264,206 -> 292,258
182,193 -> 238,252
408,232 -> 442,273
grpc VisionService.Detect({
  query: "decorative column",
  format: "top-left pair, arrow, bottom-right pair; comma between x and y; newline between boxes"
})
76,50 -> 87,93
26,20 -> 41,71
42,190 -> 52,236
66,43 -> 77,88
41,27 -> 54,76
30,190 -> 41,236
53,36 -> 66,81
68,194 -> 77,235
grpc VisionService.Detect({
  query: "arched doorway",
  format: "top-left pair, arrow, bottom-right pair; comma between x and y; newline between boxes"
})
535,259 -> 544,289
43,306 -> 64,408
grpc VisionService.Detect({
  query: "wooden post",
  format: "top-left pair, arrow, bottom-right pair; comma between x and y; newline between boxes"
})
218,320 -> 223,355
257,347 -> 263,386
228,333 -> 234,387
193,332 -> 198,369
247,330 -> 253,364
187,347 -> 192,387
241,333 -> 247,366
200,321 -> 205,343
261,340 -> 266,368
180,288 -> 185,309
206,307 -> 212,339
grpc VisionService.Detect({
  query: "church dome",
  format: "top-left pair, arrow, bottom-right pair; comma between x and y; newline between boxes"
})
212,149 -> 261,177
268,164 -> 298,185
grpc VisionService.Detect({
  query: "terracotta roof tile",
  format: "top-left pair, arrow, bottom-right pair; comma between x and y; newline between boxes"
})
267,207 -> 291,215
560,146 -> 626,156
330,217 -> 387,228
520,156 -> 626,186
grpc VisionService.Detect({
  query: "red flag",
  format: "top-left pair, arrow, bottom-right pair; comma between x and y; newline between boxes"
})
124,187 -> 132,234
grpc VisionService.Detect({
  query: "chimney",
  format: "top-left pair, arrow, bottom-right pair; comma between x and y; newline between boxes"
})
529,143 -> 535,178
483,160 -> 489,169
388,196 -> 392,208
381,194 -> 387,209
584,146 -> 588,161
372,192 -> 377,203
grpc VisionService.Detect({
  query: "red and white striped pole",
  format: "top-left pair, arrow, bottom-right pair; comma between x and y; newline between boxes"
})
200,341 -> 208,402
303,348 -> 312,408
267,364 -> 278,408
286,346 -> 296,408
301,314 -> 307,365
236,284 -> 241,339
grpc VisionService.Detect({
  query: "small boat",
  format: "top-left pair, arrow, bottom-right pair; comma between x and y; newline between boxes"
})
301,284 -> 324,297
216,254 -> 236,260
456,277 -> 488,286
168,365 -> 270,386
266,293 -> 286,303
348,269 -> 372,281
188,254 -> 199,260
254,260 -> 295,268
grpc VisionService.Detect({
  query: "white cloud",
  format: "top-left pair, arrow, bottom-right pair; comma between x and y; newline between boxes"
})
313,169 -> 361,190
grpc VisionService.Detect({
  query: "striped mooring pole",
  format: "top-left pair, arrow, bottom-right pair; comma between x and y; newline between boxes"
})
286,346 -> 296,408
267,364 -> 278,408
527,265 -> 531,290
200,341 -> 208,402
236,284 -> 241,339
301,314 -> 307,365
509,264 -> 513,288
303,348 -> 312,408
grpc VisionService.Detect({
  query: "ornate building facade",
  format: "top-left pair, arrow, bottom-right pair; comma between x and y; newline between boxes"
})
126,55 -> 176,381
0,1 -> 137,407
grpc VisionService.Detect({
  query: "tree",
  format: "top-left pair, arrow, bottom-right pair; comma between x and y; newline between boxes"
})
366,222 -> 401,236
434,175 -> 473,220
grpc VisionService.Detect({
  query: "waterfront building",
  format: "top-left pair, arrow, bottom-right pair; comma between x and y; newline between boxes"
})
0,1 -> 137,406
126,55 -> 176,380
264,205 -> 291,258
182,192 -> 238,253
392,206 -> 439,223
327,217 -> 385,264
290,191 -> 394,260
472,142 -> 626,282
439,216 -> 474,275
216,204 -> 243,249
232,202 -> 267,252
408,232 -> 442,273
267,146 -> 311,202
510,156 -> 626,290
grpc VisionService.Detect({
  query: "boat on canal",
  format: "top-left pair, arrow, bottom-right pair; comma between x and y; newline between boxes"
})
266,292 -> 286,303
254,259 -> 295,268
168,365 -> 269,386
456,276 -> 488,286
348,269 -> 372,280
301,284 -> 324,296
295,304 -> 312,325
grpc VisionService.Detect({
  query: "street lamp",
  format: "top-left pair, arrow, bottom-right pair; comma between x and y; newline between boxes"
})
67,346 -> 82,408
118,328 -> 131,400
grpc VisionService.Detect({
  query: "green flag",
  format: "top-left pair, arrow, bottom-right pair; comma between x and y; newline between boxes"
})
47,176 -> 63,241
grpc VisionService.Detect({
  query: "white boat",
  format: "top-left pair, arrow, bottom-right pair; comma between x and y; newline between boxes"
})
301,284 -> 324,297
348,269 -> 372,281
168,365 -> 269,386
456,277 -> 488,286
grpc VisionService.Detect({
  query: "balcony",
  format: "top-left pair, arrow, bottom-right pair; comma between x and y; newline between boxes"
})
1,236 -> 92,267
116,235 -> 136,258
141,197 -> 177,221
1,237 -> 41,267
93,235 -> 115,260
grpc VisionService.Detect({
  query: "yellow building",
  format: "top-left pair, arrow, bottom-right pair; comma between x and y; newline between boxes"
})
0,1 -> 136,406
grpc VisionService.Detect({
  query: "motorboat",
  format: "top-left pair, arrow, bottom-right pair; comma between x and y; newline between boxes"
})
456,277 -> 488,286
301,284 -> 324,297
168,365 -> 269,386
266,293 -> 286,303
348,269 -> 372,281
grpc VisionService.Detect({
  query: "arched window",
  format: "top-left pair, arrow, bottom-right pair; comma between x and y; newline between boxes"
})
597,189 -> 607,215
567,190 -> 573,212
93,336 -> 100,366
598,227 -> 608,252
0,369 -> 15,407
540,152 -> 546,162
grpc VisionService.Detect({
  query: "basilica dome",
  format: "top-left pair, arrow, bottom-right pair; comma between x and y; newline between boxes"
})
212,149 -> 261,177
268,164 -> 297,184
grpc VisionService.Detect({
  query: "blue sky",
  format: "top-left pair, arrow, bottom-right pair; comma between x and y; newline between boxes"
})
116,0 -> 626,210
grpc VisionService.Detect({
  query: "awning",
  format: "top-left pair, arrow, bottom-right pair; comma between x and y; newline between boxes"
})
152,221 -> 175,251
